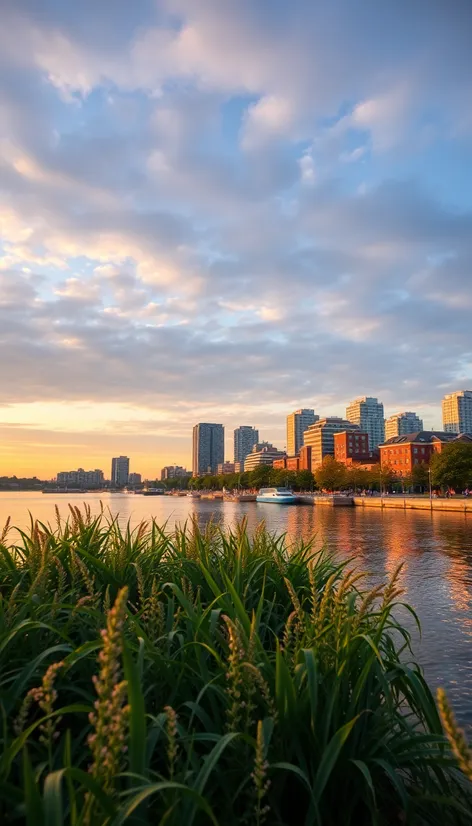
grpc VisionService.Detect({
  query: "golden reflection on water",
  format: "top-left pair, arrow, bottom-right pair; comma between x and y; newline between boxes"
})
1,492 -> 472,724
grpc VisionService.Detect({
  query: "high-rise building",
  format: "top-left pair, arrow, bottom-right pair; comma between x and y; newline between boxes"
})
243,442 -> 285,472
346,396 -> 385,449
128,473 -> 142,485
192,423 -> 224,476
385,412 -> 424,441
111,456 -> 130,487
286,409 -> 319,456
303,418 -> 360,468
234,426 -> 259,465
442,390 -> 472,434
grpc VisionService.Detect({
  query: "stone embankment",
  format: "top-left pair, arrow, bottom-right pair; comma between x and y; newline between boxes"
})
353,496 -> 472,513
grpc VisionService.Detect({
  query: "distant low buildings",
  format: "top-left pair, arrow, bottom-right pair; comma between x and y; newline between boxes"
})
346,396 -> 385,450
161,465 -> 190,480
56,468 -> 104,488
273,448 -> 313,472
111,456 -> 129,487
385,412 -> 424,440
192,423 -> 224,476
442,390 -> 472,434
303,418 -> 360,468
273,456 -> 300,471
234,426 -> 259,466
217,462 -> 235,475
244,442 -> 285,472
128,473 -> 142,485
380,431 -> 472,475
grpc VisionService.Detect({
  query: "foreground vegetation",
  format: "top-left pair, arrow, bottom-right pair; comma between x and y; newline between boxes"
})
0,508 -> 471,825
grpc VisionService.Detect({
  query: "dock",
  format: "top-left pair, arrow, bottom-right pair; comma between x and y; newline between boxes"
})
296,494 -> 354,506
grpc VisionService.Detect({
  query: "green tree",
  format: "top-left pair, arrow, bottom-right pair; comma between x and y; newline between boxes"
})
345,466 -> 371,492
431,442 -> 472,491
295,469 -> 315,490
409,462 -> 430,492
367,463 -> 396,492
315,456 -> 347,492
248,464 -> 271,489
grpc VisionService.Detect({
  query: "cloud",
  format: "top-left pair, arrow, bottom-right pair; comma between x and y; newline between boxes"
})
241,95 -> 296,150
0,0 -> 472,472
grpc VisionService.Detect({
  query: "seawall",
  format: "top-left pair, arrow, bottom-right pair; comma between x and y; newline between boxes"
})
353,496 -> 472,514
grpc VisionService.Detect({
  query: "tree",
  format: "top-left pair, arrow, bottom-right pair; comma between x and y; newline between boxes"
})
409,462 -> 430,492
248,465 -> 271,489
365,464 -> 396,492
431,442 -> 472,491
295,469 -> 315,491
345,466 -> 371,492
314,456 -> 347,492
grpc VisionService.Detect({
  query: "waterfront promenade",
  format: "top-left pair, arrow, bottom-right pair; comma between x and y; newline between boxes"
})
299,493 -> 472,512
353,495 -> 472,513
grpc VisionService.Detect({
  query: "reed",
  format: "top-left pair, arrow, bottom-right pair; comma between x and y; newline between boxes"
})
0,509 -> 471,825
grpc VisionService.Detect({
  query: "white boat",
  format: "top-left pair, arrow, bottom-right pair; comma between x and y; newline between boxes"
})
187,491 -> 201,498
256,487 -> 297,504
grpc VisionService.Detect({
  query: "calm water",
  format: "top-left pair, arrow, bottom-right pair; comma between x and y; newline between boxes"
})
1,492 -> 472,725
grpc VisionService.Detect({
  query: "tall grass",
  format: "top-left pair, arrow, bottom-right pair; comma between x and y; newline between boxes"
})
0,505 -> 471,825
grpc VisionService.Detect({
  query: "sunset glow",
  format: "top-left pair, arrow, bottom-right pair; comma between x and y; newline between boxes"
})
1,0 -> 471,478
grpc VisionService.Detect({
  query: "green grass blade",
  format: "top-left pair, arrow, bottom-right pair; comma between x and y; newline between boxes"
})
313,716 -> 360,800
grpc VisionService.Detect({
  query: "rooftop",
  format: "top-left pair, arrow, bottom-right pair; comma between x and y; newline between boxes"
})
381,431 -> 472,446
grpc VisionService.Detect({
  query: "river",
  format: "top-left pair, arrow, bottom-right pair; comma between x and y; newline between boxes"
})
1,491 -> 471,726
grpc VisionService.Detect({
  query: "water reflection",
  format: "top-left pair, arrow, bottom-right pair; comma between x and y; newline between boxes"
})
1,493 -> 471,726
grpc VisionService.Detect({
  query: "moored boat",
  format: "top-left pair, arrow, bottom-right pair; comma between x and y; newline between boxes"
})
256,487 -> 297,504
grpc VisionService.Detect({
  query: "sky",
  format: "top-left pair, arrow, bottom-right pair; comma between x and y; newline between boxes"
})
1,0 -> 472,479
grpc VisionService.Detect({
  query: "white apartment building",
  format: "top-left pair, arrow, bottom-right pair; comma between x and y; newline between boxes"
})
346,396 -> 385,449
442,390 -> 472,434
385,411 -> 424,441
160,465 -> 190,480
243,443 -> 285,472
56,468 -> 104,488
286,409 -> 319,456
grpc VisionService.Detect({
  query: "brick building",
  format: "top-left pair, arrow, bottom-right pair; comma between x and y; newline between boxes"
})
299,446 -> 313,471
273,446 -> 313,472
334,431 -> 371,465
379,431 -> 472,476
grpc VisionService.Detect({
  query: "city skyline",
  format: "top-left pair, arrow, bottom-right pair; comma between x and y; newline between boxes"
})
20,388 -> 469,482
1,2 -> 471,477
2,391 -> 470,478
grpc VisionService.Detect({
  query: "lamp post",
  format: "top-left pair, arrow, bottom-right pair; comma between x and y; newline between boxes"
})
428,466 -> 433,501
